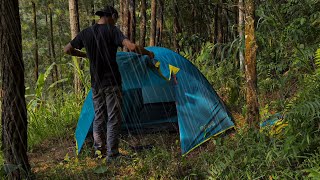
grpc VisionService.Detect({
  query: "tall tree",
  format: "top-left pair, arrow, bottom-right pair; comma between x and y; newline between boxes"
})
238,0 -> 245,70
213,2 -> 222,59
244,0 -> 259,127
120,0 -> 124,32
214,2 -> 223,44
32,1 -> 39,81
123,0 -> 130,51
68,0 -> 82,94
0,0 -> 31,178
49,5 -> 59,83
45,7 -> 55,83
129,0 -> 136,43
173,0 -> 181,53
139,0 -> 147,47
190,1 -> 196,35
91,0 -> 95,25
156,0 -> 164,46
149,0 -> 157,46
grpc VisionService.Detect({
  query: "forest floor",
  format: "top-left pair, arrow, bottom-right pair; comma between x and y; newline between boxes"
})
29,133 -> 189,179
28,113 -> 244,179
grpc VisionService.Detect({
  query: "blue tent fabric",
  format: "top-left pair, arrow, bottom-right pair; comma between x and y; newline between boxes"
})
75,47 -> 235,155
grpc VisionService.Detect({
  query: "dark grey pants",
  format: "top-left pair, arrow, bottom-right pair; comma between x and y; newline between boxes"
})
92,86 -> 122,157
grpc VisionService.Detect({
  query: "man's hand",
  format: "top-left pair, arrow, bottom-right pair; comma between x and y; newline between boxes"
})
122,39 -> 154,59
148,51 -> 155,59
64,43 -> 87,58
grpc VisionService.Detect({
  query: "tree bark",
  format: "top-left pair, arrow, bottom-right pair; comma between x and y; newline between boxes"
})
150,0 -> 157,46
32,1 -> 39,81
68,0 -> 82,94
213,3 -> 222,60
139,0 -> 147,47
244,0 -> 259,128
45,9 -> 55,83
45,8 -> 55,83
91,0 -> 95,25
49,6 -> 59,83
190,2 -> 197,35
120,0 -> 124,32
123,0 -> 130,51
129,0 -> 136,43
214,4 -> 219,45
0,0 -> 31,178
156,0 -> 164,46
239,0 -> 245,70
173,0 -> 181,53
217,3 -> 223,44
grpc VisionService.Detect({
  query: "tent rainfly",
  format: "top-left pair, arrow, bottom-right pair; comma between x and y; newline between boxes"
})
75,47 -> 235,156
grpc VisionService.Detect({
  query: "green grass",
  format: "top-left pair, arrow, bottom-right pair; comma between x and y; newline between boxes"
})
27,92 -> 82,149
28,128 -> 320,179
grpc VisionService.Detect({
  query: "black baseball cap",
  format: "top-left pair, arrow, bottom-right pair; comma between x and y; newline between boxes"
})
95,6 -> 118,18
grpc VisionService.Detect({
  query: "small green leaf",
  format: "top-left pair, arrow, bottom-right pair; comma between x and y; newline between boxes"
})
94,166 -> 108,174
64,153 -> 70,162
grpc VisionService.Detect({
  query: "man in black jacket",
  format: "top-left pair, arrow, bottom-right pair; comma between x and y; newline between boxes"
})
64,6 -> 154,161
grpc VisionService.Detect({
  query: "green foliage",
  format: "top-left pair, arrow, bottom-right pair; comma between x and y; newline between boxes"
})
207,130 -> 303,179
28,92 -> 81,148
256,0 -> 320,109
0,153 -> 3,178
68,57 -> 91,92
282,74 -> 320,162
26,62 -> 69,112
302,148 -> 320,179
186,42 -> 245,110
24,60 -> 87,148
316,47 -> 320,75
205,47 -> 320,179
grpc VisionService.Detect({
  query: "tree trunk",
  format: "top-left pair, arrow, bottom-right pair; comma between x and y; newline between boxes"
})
214,4 -> 219,45
68,0 -> 82,94
217,3 -> 223,44
0,0 -> 31,178
120,0 -> 124,31
32,1 -> 39,81
123,0 -> 130,51
57,12 -> 65,94
190,2 -> 196,35
244,0 -> 259,128
149,0 -> 157,46
173,0 -> 181,53
223,2 -> 229,43
139,0 -> 147,47
45,9 -> 55,83
45,8 -> 55,83
239,0 -> 245,70
49,6 -> 59,83
213,1 -> 225,62
91,0 -> 95,25
156,0 -> 164,46
129,0 -> 136,43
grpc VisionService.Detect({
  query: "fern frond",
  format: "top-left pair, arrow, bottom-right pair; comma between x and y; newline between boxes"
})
315,47 -> 320,67
286,96 -> 320,120
315,47 -> 320,77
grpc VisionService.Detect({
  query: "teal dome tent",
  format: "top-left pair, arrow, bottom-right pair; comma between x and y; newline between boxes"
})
75,47 -> 235,155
